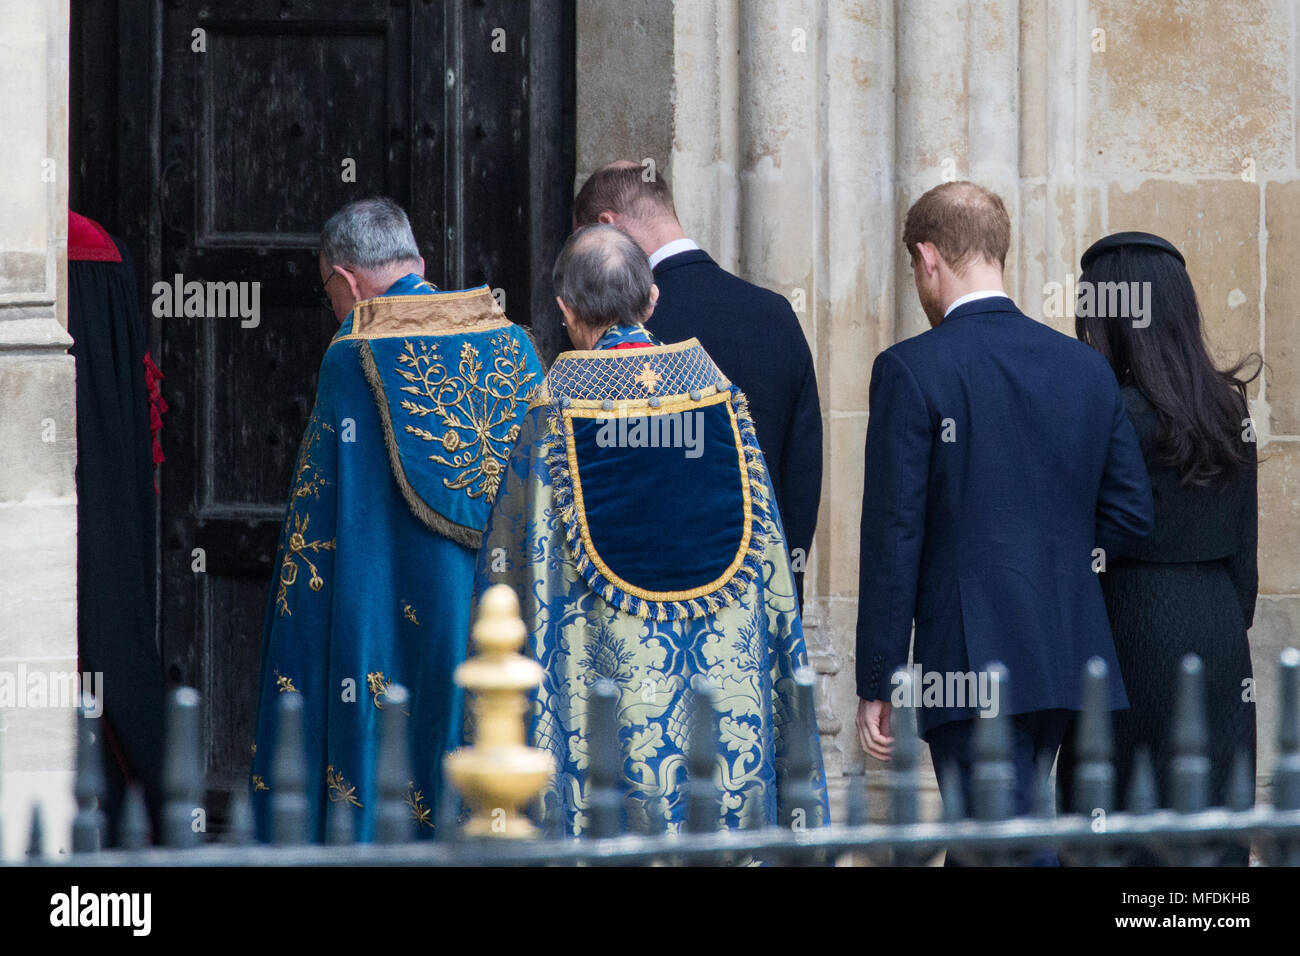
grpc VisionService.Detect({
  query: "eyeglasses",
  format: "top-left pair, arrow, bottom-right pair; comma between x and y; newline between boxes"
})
319,270 -> 341,309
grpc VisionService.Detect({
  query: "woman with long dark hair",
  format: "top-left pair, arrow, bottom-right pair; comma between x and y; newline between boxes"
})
1057,232 -> 1261,865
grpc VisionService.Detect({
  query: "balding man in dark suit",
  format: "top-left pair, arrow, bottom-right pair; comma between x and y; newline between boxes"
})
855,182 -> 1153,864
573,161 -> 822,606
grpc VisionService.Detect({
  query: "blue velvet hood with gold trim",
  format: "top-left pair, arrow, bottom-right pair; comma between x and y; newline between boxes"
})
537,337 -> 771,621
345,281 -> 542,549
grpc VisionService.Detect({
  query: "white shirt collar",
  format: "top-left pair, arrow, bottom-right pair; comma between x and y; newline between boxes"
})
943,289 -> 1008,318
648,238 -> 700,269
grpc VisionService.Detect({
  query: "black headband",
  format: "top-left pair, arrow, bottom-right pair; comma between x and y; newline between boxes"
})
1080,231 -> 1186,271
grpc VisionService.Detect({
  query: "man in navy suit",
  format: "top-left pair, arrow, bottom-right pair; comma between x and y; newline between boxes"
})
854,182 -> 1153,861
573,161 -> 822,606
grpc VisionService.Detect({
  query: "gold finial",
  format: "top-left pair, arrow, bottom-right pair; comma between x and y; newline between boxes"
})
444,584 -> 555,837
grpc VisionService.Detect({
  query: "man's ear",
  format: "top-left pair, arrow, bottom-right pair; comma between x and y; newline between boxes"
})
916,242 -> 942,278
417,255 -> 426,278
336,265 -> 362,301
648,283 -> 659,312
597,210 -> 619,226
555,296 -> 575,326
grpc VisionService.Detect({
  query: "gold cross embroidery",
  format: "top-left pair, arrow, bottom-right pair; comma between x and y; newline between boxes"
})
635,362 -> 662,394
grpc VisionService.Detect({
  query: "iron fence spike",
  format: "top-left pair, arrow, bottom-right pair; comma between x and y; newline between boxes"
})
972,663 -> 1014,824
890,667 -> 920,828
119,783 -> 152,851
1074,656 -> 1114,816
779,667 -> 822,833
685,683 -> 720,837
326,790 -> 354,845
225,786 -> 254,846
26,803 -> 43,860
163,686 -> 203,848
271,692 -> 310,845
938,759 -> 966,823
1126,747 -> 1158,815
587,678 -> 622,841
1227,749 -> 1254,812
1276,648 -> 1300,812
376,684 -> 414,845
72,697 -> 107,854
1172,655 -> 1209,815
846,773 -> 869,828
1032,753 -> 1055,819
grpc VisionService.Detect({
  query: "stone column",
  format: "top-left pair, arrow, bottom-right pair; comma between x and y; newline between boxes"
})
813,0 -> 897,816
730,0 -> 846,798
667,0 -> 905,815
0,0 -> 76,859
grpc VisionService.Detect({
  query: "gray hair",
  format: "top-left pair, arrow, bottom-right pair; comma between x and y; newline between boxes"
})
319,197 -> 421,271
552,224 -> 654,331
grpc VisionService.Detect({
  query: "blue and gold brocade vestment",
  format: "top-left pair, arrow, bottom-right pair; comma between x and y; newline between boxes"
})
474,323 -> 829,834
250,275 -> 542,842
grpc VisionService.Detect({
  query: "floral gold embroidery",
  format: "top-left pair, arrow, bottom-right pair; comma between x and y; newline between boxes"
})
406,782 -> 433,829
394,333 -> 537,502
402,602 -> 420,626
276,418 -> 337,615
252,775 -> 269,792
367,671 -> 394,709
274,670 -> 298,693
326,765 -> 363,808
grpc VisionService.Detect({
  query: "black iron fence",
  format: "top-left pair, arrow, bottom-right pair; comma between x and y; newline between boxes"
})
8,624 -> 1300,866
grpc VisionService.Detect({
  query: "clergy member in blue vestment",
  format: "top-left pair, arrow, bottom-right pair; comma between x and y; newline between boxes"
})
572,162 -> 823,609
251,198 -> 542,842
475,224 -> 828,835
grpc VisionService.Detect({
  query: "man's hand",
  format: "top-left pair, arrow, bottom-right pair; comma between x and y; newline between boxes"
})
857,698 -> 894,761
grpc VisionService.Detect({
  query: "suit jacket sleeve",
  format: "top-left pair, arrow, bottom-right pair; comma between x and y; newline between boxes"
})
855,349 -> 930,701
779,339 -> 823,574
1226,418 -> 1259,630
1094,384 -> 1155,557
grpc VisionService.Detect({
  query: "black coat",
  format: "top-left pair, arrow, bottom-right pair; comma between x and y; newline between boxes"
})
68,234 -> 165,845
647,249 -> 822,604
1057,386 -> 1257,863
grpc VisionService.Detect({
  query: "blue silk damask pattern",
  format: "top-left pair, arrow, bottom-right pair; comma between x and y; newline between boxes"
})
474,330 -> 829,836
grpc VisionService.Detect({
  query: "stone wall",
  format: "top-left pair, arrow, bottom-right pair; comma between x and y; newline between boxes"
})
576,0 -> 1300,815
0,0 -> 75,858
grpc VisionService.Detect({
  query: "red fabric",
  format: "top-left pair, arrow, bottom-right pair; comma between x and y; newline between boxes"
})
143,351 -> 168,492
609,342 -> 655,350
68,211 -> 123,263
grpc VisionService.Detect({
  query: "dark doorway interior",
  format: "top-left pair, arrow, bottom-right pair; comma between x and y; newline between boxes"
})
70,0 -> 575,825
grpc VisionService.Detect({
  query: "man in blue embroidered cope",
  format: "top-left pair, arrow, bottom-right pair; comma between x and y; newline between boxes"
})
475,224 -> 829,834
250,198 -> 542,842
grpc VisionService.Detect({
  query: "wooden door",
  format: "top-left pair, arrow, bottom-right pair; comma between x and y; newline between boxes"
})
70,0 -> 575,820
